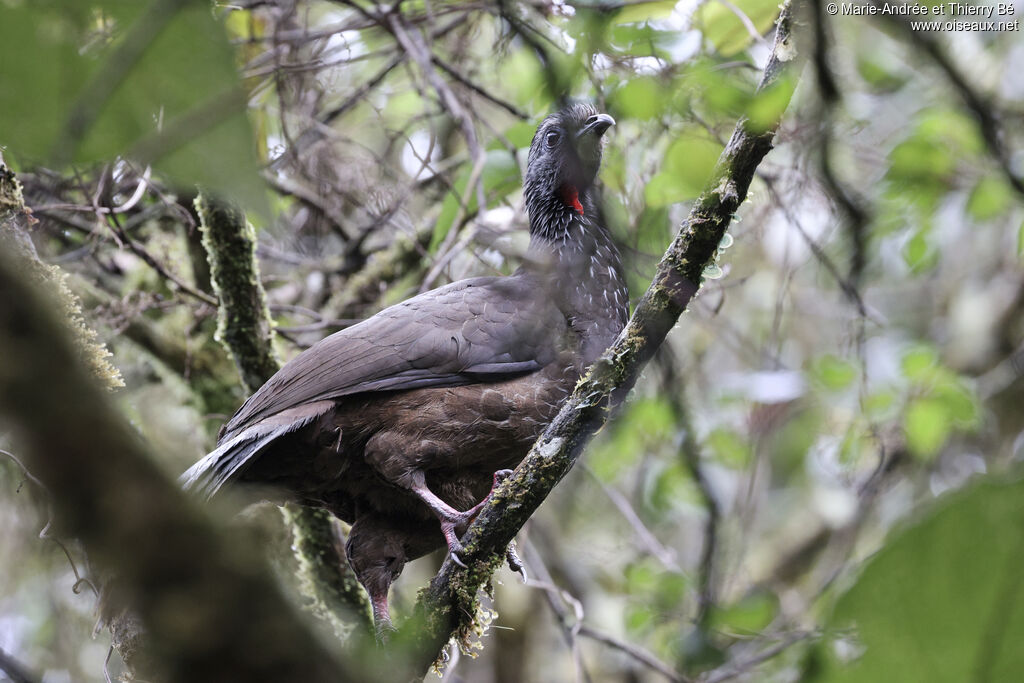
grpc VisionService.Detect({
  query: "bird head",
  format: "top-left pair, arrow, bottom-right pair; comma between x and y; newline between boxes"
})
524,102 -> 615,239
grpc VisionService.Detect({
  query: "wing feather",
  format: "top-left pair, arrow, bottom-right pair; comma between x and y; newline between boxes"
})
219,274 -> 564,441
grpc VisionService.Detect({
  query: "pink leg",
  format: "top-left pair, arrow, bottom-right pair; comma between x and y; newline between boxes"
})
370,592 -> 394,642
408,469 -> 514,559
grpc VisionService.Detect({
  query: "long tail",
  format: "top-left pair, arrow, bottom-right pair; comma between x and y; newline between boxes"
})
180,412 -> 320,499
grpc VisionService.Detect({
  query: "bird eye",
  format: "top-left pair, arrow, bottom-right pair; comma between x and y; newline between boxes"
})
545,130 -> 560,148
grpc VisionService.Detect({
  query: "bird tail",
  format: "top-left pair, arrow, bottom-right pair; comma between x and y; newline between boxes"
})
180,412 -> 320,499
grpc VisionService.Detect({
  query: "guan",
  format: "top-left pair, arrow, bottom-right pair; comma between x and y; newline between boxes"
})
183,103 -> 628,632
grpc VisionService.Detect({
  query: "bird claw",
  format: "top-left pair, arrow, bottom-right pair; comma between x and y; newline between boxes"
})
422,468 -> 519,568
505,541 -> 527,581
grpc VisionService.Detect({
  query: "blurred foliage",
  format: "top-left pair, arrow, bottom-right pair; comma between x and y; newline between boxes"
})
810,476 -> 1024,683
0,0 -> 266,213
0,0 -> 1023,681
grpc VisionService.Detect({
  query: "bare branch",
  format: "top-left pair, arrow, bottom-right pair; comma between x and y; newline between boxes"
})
0,648 -> 37,683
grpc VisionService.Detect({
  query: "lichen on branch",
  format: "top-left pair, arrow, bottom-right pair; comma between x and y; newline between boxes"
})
0,162 -> 123,390
195,194 -> 279,393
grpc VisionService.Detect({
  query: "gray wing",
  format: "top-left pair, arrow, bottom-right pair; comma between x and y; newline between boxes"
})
219,274 -> 566,441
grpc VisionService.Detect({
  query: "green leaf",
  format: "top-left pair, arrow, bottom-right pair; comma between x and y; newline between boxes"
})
863,391 -> 897,419
383,89 -> 423,126
710,591 -> 779,634
917,109 -> 983,156
902,226 -> 937,273
656,572 -> 688,605
901,345 -> 939,382
811,354 -> 858,391
600,145 -> 627,194
966,176 -> 1013,221
770,406 -> 822,474
746,74 -> 796,133
625,604 -> 655,634
888,138 -> 954,190
590,399 -> 672,481
614,0 -> 677,24
609,77 -> 665,121
810,477 -> 1024,683
856,56 -> 908,93
692,0 -> 781,56
903,398 -> 951,460
648,461 -> 698,511
1018,219 -> 1024,258
839,427 -> 869,466
0,0 -> 267,215
707,428 -> 751,468
497,48 -> 549,108
933,382 -> 978,427
607,24 -> 676,58
645,133 -> 723,207
431,150 -> 520,250
625,561 -> 659,594
504,121 -> 538,149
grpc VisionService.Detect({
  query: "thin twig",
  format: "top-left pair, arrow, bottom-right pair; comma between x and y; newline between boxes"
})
702,631 -> 812,683
583,464 -> 681,572
657,355 -> 719,626
521,540 -> 592,683
872,1 -> 1024,198
0,648 -> 37,683
578,625 -> 691,683
1,448 -> 99,597
104,207 -> 219,306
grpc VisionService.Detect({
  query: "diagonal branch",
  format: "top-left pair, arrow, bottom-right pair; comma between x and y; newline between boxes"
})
403,0 -> 804,671
0,184 -> 356,683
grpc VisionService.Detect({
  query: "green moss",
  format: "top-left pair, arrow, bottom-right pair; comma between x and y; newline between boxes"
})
195,193 -> 279,394
282,505 -> 373,637
0,164 -> 123,390
197,192 -> 370,640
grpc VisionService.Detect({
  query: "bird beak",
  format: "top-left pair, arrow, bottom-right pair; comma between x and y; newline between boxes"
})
576,113 -> 616,139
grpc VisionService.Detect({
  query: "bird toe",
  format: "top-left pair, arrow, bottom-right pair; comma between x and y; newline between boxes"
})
450,551 -> 468,569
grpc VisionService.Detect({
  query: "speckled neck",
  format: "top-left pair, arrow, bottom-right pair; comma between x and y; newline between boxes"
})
524,190 -> 629,365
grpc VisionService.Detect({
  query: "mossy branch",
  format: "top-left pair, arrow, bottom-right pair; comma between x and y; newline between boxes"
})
0,161 -> 123,390
194,194 -> 280,393
0,219 -> 354,683
195,192 -> 374,637
404,0 -> 804,669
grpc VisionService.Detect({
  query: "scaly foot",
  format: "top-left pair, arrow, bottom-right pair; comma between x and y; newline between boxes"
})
409,469 -> 515,564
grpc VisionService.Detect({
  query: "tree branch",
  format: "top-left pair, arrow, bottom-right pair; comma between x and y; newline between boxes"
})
195,195 -> 280,393
0,202 -> 355,683
0,160 -> 124,390
403,0 -> 804,671
0,647 -> 37,683
195,193 -> 375,637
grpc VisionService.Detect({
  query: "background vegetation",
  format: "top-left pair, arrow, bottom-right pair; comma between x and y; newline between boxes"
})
1,0 -> 1022,681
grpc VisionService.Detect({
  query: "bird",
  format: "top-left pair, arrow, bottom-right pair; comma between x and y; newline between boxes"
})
182,102 -> 629,633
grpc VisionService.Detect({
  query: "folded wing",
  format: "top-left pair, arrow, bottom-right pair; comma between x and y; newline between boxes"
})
219,274 -> 566,441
